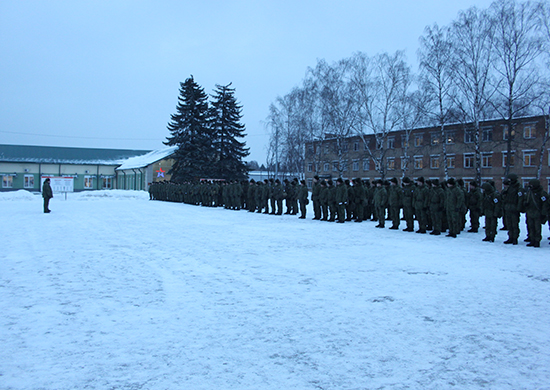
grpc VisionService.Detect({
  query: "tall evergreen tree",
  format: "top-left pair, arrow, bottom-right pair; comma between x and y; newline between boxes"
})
209,83 -> 249,180
164,76 -> 213,182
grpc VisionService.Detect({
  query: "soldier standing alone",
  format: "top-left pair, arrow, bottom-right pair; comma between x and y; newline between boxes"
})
42,178 -> 53,213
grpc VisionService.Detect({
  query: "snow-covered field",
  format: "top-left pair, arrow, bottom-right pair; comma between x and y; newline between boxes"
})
1,190 -> 549,390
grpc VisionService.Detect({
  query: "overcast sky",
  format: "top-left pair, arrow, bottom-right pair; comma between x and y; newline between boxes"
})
0,0 -> 496,163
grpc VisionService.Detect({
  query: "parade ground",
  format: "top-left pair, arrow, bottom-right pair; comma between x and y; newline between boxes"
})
1,190 -> 549,390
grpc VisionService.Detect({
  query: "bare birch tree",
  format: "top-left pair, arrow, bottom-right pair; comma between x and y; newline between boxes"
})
418,23 -> 456,179
449,6 -> 499,184
310,58 -> 360,178
491,0 -> 544,176
350,51 -> 411,179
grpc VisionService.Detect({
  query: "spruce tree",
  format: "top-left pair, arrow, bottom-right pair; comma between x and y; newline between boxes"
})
164,76 -> 213,182
209,83 -> 250,180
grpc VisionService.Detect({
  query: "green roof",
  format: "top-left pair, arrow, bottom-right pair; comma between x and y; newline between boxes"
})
0,144 -> 151,165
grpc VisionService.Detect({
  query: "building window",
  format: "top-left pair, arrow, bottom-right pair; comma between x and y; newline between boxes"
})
523,150 -> 536,167
307,163 -> 313,172
447,155 -> 455,169
464,130 -> 475,143
524,125 -> 536,139
2,175 -> 13,188
430,133 -> 440,146
387,157 -> 395,170
343,143 -> 348,152
24,174 -> 34,188
307,179 -> 312,189
414,134 -> 423,147
352,160 -> 359,172
323,163 -> 329,172
388,137 -> 395,149
503,125 -> 511,140
414,156 -> 423,170
502,151 -> 515,168
430,155 -> 440,169
482,127 -> 493,142
332,162 -> 339,172
84,176 -> 94,189
363,159 -> 370,171
353,142 -> 359,151
401,156 -> 409,170
102,177 -> 113,189
445,131 -> 456,144
464,153 -> 475,168
482,153 -> 493,168
307,145 -> 314,155
342,160 -> 348,172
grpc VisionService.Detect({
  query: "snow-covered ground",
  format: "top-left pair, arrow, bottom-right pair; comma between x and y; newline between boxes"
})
1,190 -> 549,390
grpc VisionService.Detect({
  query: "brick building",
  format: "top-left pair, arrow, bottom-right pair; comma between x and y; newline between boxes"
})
304,115 -> 549,191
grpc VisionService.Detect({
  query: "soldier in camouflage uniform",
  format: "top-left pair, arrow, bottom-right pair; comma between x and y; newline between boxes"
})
273,179 -> 284,215
401,177 -> 415,232
327,180 -> 336,222
345,179 -> 354,221
502,174 -> 523,245
481,182 -> 502,242
388,177 -> 402,230
311,176 -> 321,220
298,179 -> 309,219
268,179 -> 276,214
428,179 -> 445,235
374,180 -> 388,228
335,178 -> 348,223
247,179 -> 256,212
353,178 -> 366,223
319,180 -> 329,221
261,179 -> 270,213
467,181 -> 482,233
445,178 -> 465,238
413,177 -> 429,234
522,179 -> 549,248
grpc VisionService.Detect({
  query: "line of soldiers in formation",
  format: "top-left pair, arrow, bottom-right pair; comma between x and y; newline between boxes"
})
149,172 -> 549,247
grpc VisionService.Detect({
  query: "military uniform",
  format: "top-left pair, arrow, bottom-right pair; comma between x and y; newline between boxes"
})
445,178 -> 465,238
388,178 -> 402,229
481,182 -> 502,242
353,178 -> 366,223
522,179 -> 549,247
319,181 -> 329,220
298,180 -> 309,219
374,180 -> 388,228
428,179 -> 445,235
502,174 -> 523,245
401,178 -> 415,231
311,176 -> 321,220
467,182 -> 482,232
413,177 -> 429,233
335,178 -> 348,223
42,178 -> 53,213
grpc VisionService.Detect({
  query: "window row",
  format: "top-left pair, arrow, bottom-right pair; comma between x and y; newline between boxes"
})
310,124 -> 538,154
1,175 -> 113,189
307,150 -> 543,172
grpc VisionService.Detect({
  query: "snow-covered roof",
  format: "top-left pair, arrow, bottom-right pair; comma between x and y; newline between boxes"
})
0,144 -> 151,165
116,145 -> 177,170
